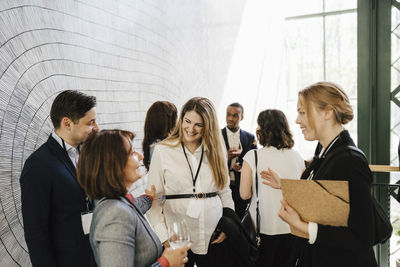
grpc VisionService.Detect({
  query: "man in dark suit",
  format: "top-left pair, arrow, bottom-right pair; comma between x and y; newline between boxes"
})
221,103 -> 257,219
20,90 -> 99,267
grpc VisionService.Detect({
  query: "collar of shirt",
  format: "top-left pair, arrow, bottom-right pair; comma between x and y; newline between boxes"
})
168,139 -> 207,154
226,127 -> 240,138
226,127 -> 241,148
181,143 -> 205,161
170,141 -> 205,176
52,130 -> 80,167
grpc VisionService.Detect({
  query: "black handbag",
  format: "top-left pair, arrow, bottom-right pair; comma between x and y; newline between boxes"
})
241,150 -> 261,265
321,145 -> 393,245
242,208 -> 259,265
370,191 -> 393,245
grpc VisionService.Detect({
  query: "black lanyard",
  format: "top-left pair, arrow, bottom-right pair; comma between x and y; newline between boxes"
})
307,132 -> 341,180
320,133 -> 341,159
181,142 -> 204,193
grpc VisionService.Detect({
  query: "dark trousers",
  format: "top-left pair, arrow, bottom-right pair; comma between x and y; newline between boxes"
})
255,233 -> 295,267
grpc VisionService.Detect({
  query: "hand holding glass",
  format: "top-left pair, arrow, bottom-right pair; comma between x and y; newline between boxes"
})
168,220 -> 190,249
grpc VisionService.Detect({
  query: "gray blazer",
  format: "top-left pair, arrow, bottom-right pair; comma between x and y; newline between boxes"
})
90,195 -> 163,267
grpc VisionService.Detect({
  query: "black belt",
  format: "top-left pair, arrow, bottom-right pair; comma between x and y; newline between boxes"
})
163,192 -> 217,200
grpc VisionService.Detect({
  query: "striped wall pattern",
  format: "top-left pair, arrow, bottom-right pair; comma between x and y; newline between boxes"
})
0,0 -> 245,265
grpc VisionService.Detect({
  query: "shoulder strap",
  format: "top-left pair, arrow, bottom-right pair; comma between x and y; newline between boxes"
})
222,128 -> 230,150
254,150 -> 260,240
326,145 -> 366,162
315,145 -> 367,179
222,128 -> 231,168
254,150 -> 258,198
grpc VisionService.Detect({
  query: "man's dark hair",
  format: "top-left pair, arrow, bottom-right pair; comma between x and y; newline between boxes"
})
50,90 -> 96,129
256,109 -> 294,149
228,102 -> 244,115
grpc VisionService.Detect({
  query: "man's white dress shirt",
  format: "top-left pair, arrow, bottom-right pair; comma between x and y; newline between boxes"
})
226,127 -> 241,182
52,131 -> 79,167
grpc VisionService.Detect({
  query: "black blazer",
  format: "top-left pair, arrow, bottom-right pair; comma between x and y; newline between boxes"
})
210,208 -> 253,267
221,127 -> 256,181
293,130 -> 377,267
20,135 -> 94,267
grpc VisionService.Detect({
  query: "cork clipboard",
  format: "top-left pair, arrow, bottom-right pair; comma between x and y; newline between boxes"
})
280,179 -> 349,238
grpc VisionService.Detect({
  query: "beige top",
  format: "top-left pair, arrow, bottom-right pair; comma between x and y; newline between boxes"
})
146,140 -> 234,255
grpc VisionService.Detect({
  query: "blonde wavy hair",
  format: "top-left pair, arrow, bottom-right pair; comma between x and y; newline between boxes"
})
162,97 -> 228,189
299,81 -> 354,129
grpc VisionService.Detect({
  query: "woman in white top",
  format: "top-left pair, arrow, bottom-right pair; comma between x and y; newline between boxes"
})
146,97 -> 234,267
240,109 -> 304,267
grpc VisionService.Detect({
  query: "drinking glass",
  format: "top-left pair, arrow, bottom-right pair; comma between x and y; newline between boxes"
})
168,220 -> 190,249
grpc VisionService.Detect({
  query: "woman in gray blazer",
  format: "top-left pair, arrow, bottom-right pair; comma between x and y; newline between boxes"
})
77,129 -> 189,267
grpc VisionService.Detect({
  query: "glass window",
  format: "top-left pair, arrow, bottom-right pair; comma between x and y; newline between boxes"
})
284,2 -> 357,158
392,8 -> 400,92
285,0 -> 323,17
325,0 -> 357,12
390,5 -> 400,267
285,17 -> 324,99
325,13 -> 357,97
325,12 -> 358,142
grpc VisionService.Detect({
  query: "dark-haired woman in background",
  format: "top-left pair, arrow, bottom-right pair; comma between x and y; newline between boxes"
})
240,109 -> 304,267
143,101 -> 178,171
77,129 -> 189,267
129,101 -> 178,197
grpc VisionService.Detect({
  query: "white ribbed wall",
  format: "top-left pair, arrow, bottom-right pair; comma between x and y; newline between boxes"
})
0,1 -> 246,265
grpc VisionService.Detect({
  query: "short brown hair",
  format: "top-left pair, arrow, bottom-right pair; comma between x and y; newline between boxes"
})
77,129 -> 135,199
50,90 -> 96,129
299,81 -> 353,129
256,109 -> 294,149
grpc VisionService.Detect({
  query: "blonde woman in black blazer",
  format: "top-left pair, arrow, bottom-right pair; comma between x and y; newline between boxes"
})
262,82 -> 377,267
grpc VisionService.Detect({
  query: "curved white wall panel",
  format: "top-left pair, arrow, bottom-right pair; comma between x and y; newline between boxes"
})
0,0 -> 245,265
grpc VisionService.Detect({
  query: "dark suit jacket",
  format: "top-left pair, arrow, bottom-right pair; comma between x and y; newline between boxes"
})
221,127 -> 256,183
20,135 -> 94,267
293,130 -> 377,267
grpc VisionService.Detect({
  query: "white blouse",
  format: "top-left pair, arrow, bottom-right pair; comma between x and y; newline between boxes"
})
243,146 -> 304,235
146,140 -> 234,255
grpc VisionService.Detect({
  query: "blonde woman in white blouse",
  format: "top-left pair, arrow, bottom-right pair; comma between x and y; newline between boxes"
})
146,97 -> 234,267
